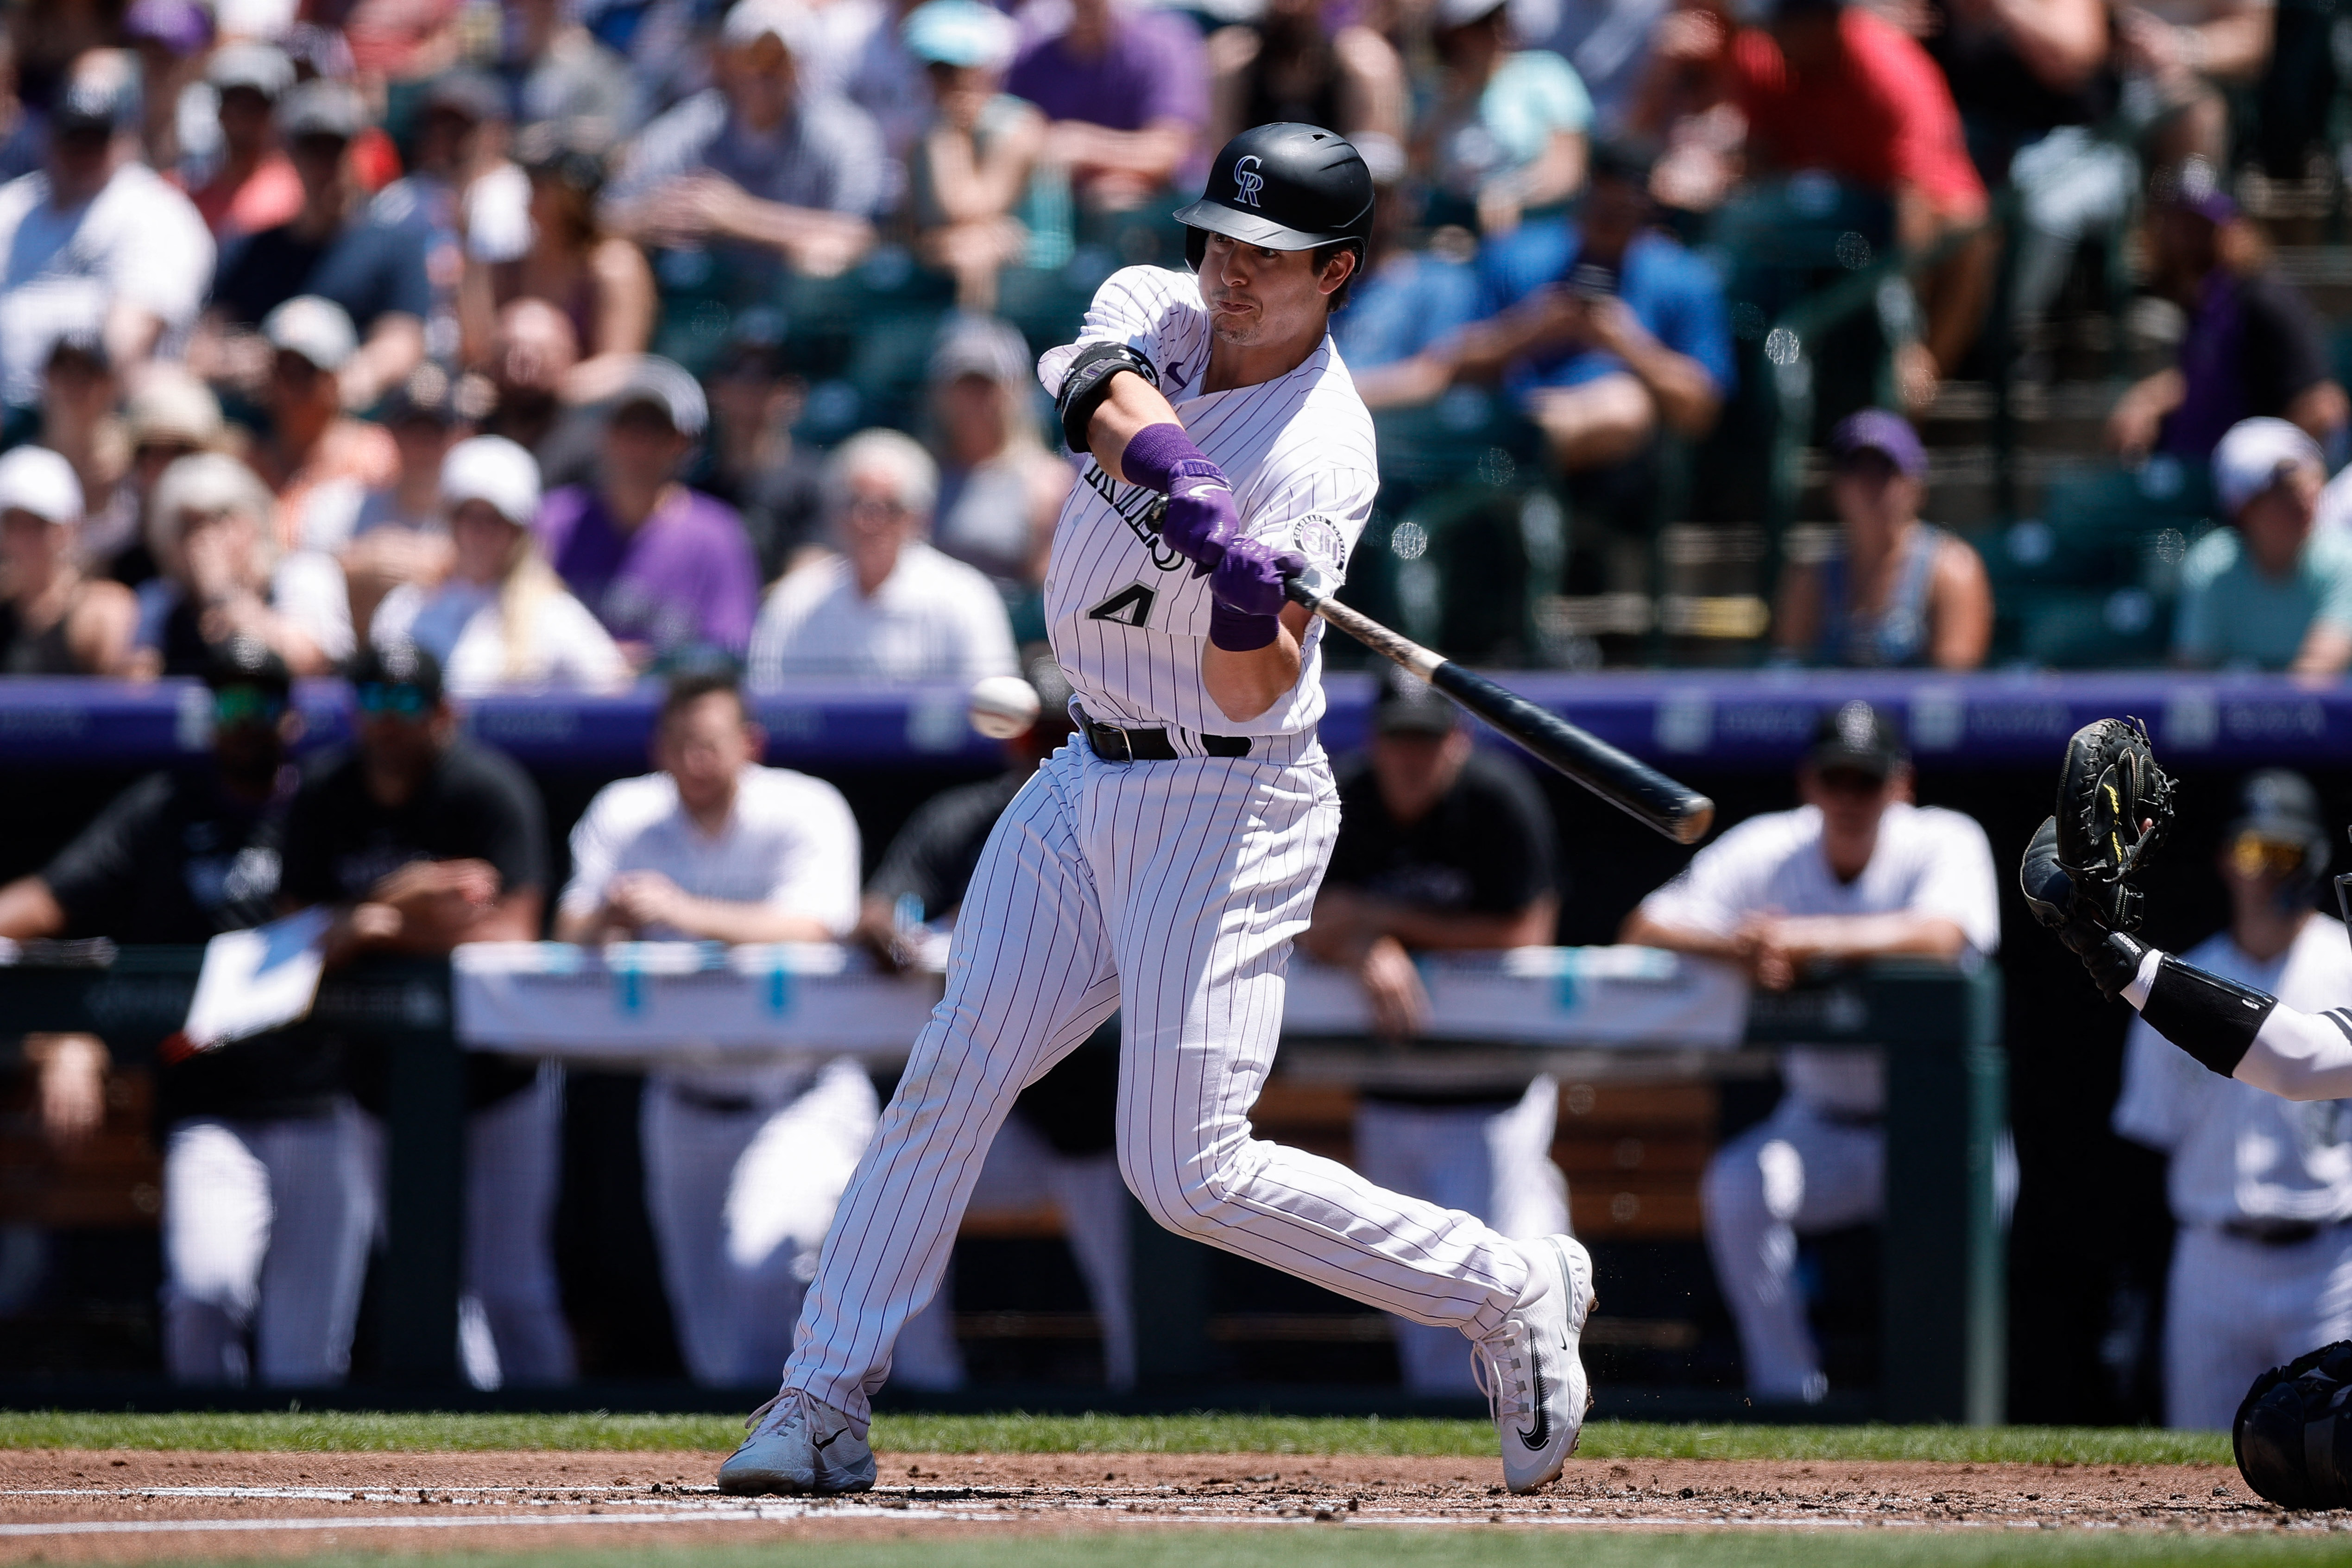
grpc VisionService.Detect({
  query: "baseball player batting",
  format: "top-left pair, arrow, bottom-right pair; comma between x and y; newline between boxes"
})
719,122 -> 1594,1498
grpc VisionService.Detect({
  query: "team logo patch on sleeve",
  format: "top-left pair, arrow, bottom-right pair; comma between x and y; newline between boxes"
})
1290,512 -> 1348,571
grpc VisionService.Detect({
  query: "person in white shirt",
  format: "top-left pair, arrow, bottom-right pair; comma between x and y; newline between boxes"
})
1621,699 -> 2001,1403
0,50 -> 214,405
556,672 -> 872,1385
372,436 -> 628,697
745,427 -> 1019,686
2112,770 -> 2352,1430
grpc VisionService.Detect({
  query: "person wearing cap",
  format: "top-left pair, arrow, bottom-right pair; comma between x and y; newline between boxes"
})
2172,416 -> 2352,674
925,315 -> 1072,600
1622,699 -> 1999,1403
845,656 -> 1140,1393
124,0 -> 212,174
1772,408 -> 1991,669
0,443 -> 133,674
605,0 -> 883,282
0,636 -> 378,1386
1298,669 -> 1570,1396
1004,0 -> 1208,212
279,639 -> 574,1387
1207,0 -> 1406,182
1410,0 -> 1591,235
332,368 -> 463,641
2112,769 -> 2352,1429
458,136 -> 653,392
199,82 -> 431,412
746,428 -> 1019,686
697,311 -> 825,585
372,435 -> 626,696
0,47 -> 213,406
371,69 -> 529,269
1358,139 -> 1730,491
904,0 -> 1048,311
185,42 -> 303,243
2108,161 -> 2348,466
555,668 -> 867,1386
538,355 -> 761,662
130,449 -> 353,679
238,296 -> 401,558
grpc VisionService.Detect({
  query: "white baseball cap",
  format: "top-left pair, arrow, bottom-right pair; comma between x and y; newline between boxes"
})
2213,416 -> 2324,516
441,435 -> 542,526
264,295 -> 359,373
722,0 -> 819,54
0,445 -> 84,525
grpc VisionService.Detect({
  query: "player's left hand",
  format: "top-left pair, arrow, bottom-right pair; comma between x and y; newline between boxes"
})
1208,536 -> 1307,620
1160,461 -> 1240,571
2021,815 -> 2150,998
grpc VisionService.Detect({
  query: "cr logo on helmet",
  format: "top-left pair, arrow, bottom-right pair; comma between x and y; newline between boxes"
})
1233,155 -> 1265,208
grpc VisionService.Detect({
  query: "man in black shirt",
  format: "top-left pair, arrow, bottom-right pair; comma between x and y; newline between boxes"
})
195,80 -> 431,410
850,661 -> 1137,1391
0,638 -> 374,1385
281,639 -> 574,1385
1299,671 -> 1570,1395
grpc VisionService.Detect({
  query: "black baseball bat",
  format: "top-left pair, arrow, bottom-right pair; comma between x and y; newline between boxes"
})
1285,567 -> 1715,844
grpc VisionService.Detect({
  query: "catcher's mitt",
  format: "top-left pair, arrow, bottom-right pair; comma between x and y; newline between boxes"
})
2053,717 -> 2175,932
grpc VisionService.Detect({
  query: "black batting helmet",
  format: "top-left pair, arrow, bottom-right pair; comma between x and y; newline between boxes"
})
1173,122 -> 1375,275
2235,1339 -> 2352,1509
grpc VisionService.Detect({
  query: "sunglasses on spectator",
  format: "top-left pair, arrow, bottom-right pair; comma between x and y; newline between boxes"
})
213,686 -> 287,726
354,682 -> 433,718
2228,833 -> 2307,880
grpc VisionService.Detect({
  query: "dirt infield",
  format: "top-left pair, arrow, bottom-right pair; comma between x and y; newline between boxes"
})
0,1447 -> 2331,1557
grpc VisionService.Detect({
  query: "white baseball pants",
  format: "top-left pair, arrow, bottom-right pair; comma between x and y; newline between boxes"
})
643,1057 -> 881,1386
1355,1076 -> 1571,1394
886,1108 -> 1140,1391
161,1102 -> 375,1385
1702,1097 -> 1884,1402
783,738 -> 1532,1426
2164,1223 -> 2352,1429
356,1067 -> 576,1387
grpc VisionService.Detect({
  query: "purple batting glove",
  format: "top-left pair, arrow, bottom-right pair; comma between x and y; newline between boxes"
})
1160,461 -> 1238,570
1207,537 -> 1306,650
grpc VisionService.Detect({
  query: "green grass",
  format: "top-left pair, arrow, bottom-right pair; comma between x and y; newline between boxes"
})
164,1536 -> 2352,1568
0,1411 -> 2234,1466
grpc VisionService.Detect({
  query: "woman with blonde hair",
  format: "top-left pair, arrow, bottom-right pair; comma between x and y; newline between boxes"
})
131,453 -> 352,678
372,436 -> 628,696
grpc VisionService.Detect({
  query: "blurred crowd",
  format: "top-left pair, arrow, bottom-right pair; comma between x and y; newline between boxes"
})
0,0 -> 2339,689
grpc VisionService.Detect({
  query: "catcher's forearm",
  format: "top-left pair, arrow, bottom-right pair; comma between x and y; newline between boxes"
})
2113,948 -> 2352,1098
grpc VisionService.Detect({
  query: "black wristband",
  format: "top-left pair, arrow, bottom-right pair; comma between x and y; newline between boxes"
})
1055,342 -> 1158,454
2142,955 -> 2276,1077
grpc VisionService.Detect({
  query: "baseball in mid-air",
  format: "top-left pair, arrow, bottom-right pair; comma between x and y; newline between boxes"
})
967,675 -> 1040,740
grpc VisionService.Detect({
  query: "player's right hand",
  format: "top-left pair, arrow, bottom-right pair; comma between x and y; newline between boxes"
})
1159,459 -> 1239,571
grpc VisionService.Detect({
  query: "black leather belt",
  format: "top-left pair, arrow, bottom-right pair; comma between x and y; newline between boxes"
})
1081,712 -> 1250,762
2221,1218 -> 2336,1247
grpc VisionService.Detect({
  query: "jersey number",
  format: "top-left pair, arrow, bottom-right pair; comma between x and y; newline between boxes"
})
1087,583 -> 1156,627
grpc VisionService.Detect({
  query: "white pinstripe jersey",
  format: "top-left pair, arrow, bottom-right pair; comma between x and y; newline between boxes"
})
1036,265 -> 1378,738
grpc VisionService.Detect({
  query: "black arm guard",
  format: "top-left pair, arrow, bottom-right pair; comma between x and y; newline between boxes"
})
1054,342 -> 1158,455
2142,955 -> 2278,1077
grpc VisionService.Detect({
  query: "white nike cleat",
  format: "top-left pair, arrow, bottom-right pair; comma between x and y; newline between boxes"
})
1473,1233 -> 1596,1494
716,1390 -> 877,1496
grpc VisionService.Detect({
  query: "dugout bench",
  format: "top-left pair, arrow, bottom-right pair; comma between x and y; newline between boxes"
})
0,945 -> 2003,1423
